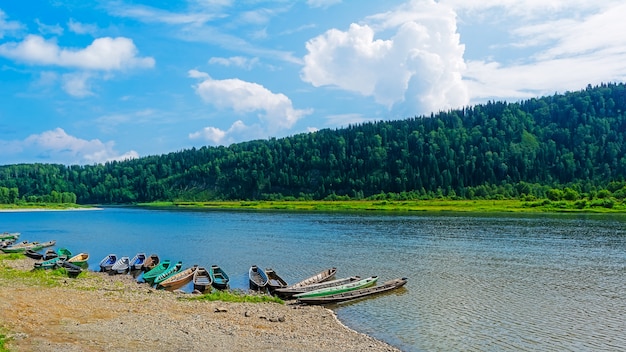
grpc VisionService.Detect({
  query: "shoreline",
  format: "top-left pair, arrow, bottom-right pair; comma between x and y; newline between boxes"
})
0,207 -> 103,213
0,258 -> 400,351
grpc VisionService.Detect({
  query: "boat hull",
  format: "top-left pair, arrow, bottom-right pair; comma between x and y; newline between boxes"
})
294,276 -> 378,298
249,265 -> 268,291
297,277 -> 408,305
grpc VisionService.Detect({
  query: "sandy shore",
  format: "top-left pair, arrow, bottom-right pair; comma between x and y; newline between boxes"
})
0,258 -> 400,352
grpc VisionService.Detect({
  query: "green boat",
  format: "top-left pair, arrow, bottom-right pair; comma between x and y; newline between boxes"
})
34,254 -> 69,269
152,261 -> 183,286
0,232 -> 20,241
141,260 -> 171,285
293,276 -> 378,298
1,241 -> 44,253
56,248 -> 72,258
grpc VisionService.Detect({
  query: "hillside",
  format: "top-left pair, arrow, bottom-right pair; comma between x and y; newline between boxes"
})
1,83 -> 626,204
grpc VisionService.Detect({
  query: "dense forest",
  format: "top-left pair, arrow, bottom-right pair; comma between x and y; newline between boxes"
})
1,83 -> 626,205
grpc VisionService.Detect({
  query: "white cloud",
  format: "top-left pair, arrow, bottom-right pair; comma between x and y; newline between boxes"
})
0,35 -> 155,71
0,10 -> 23,38
62,72 -> 95,97
454,1 -> 626,102
8,128 -> 139,164
189,120 -> 253,145
208,56 -> 259,70
307,0 -> 342,9
35,19 -> 63,36
188,69 -> 211,79
189,71 -> 312,144
68,18 -> 98,35
301,0 -> 468,116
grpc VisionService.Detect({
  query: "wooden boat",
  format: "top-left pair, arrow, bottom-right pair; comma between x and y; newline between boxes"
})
294,276 -> 378,298
0,232 -> 20,241
158,265 -> 198,291
141,254 -> 159,272
43,248 -> 59,260
1,241 -> 44,253
265,268 -> 288,293
67,252 -> 89,268
285,267 -> 337,289
152,261 -> 183,286
56,248 -> 72,258
111,256 -> 130,274
99,254 -> 117,272
210,264 -> 229,290
142,259 -> 171,285
0,239 -> 16,248
249,265 -> 269,291
40,240 -> 56,248
297,277 -> 408,305
58,260 -> 83,278
274,276 -> 361,298
34,254 -> 69,270
193,266 -> 213,293
129,253 -> 146,271
24,249 -> 44,260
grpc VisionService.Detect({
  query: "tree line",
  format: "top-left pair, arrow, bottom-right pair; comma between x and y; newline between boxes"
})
1,83 -> 626,204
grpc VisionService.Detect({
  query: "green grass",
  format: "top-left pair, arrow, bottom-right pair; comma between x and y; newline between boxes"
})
188,289 -> 284,304
138,198 -> 626,214
0,254 -> 76,287
0,330 -> 9,352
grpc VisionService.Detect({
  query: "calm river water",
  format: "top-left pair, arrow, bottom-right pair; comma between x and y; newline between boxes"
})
2,207 -> 625,351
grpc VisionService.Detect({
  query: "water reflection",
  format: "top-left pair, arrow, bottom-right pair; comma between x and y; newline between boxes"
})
1,208 -> 625,351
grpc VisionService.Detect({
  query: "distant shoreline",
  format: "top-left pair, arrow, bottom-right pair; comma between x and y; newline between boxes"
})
0,207 -> 102,213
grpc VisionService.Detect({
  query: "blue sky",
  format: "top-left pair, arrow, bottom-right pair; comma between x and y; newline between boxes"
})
1,0 -> 625,165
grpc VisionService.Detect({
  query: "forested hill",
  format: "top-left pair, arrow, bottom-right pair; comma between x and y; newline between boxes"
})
2,83 -> 626,204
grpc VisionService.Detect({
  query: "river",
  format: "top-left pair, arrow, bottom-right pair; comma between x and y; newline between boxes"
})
2,207 -> 625,351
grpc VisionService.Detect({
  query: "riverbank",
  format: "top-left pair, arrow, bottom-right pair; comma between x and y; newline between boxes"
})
139,198 -> 626,213
0,257 -> 399,352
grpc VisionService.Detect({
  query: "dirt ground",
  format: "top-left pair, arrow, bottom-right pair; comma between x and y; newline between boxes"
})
0,258 -> 400,352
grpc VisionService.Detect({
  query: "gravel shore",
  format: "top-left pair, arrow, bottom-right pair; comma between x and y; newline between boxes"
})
0,258 -> 400,351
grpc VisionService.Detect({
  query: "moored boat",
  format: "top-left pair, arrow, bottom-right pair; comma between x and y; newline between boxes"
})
274,276 -> 361,298
58,260 -> 84,278
249,265 -> 269,291
40,240 -> 56,248
34,254 -> 69,270
285,267 -> 337,289
43,248 -> 59,260
99,254 -> 117,272
129,253 -> 146,271
111,256 -> 130,274
0,232 -> 20,241
193,266 -> 213,293
141,253 -> 159,272
152,261 -> 183,286
265,268 -> 288,293
293,276 -> 378,298
1,241 -> 44,253
142,259 -> 171,285
297,277 -> 408,305
210,264 -> 229,290
67,252 -> 89,268
24,249 -> 44,260
158,265 -> 198,291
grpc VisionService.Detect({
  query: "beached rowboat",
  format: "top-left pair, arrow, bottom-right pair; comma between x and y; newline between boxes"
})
265,268 -> 288,293
141,254 -> 159,272
67,252 -> 89,268
111,256 -> 130,274
274,276 -> 361,298
293,276 -> 378,298
142,260 -> 171,285
129,253 -> 146,271
152,261 -> 183,286
99,254 -> 117,272
249,265 -> 269,291
158,265 -> 198,291
297,277 -> 408,305
193,266 -> 213,293
210,264 -> 229,290
0,232 -> 20,241
285,267 -> 337,289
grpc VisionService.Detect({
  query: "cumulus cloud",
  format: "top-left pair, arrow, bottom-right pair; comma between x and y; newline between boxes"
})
301,0 -> 468,116
0,9 -> 23,38
189,70 -> 312,144
0,35 -> 155,70
0,128 -> 138,165
456,1 -> 626,101
208,56 -> 259,70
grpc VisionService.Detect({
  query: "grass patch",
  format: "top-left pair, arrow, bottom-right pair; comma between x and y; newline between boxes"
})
188,289 -> 284,304
0,327 -> 9,352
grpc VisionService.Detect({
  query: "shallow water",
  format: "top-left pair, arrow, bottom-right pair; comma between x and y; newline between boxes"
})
2,208 -> 625,351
